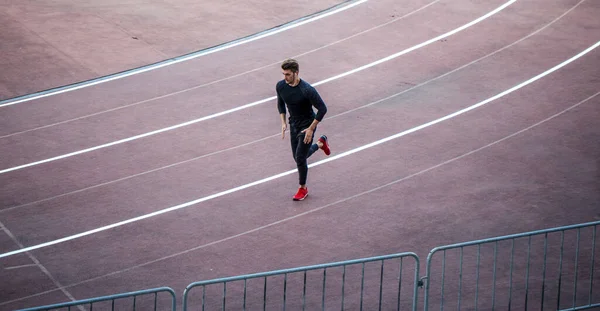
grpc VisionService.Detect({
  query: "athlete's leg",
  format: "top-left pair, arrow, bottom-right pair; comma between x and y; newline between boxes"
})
307,143 -> 319,158
290,126 -> 300,162
294,131 -> 314,186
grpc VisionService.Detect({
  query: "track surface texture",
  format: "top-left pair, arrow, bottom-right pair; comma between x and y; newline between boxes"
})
1,0 -> 599,309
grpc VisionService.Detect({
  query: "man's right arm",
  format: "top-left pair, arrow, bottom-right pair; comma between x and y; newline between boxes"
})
280,113 -> 287,139
276,82 -> 287,139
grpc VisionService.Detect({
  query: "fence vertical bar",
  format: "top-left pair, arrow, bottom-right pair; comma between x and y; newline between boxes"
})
492,241 -> 498,310
222,282 -> 227,311
153,292 -> 157,311
412,256 -> 419,311
322,268 -> 327,311
263,277 -> 268,311
378,260 -> 385,311
573,228 -> 581,308
133,295 -> 136,311
243,279 -> 247,311
475,244 -> 481,311
302,271 -> 307,311
508,239 -> 515,311
397,258 -> 403,311
525,235 -> 532,310
458,247 -> 463,310
541,233 -> 548,310
441,250 -> 446,311
557,231 -> 565,310
360,263 -> 366,311
283,273 -> 288,311
589,226 -> 597,305
341,266 -> 346,311
200,286 -> 206,311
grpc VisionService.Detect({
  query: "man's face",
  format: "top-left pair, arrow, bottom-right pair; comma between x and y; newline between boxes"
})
282,69 -> 297,85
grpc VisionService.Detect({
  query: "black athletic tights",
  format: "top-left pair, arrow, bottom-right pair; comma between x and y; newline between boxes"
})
290,126 -> 319,185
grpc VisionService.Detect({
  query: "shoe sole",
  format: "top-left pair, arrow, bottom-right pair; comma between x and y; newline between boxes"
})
293,194 -> 308,201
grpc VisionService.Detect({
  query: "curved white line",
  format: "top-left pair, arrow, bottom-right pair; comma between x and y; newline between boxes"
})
0,0 -> 517,175
2,90 -> 598,306
0,0 -> 442,139
1,0 -> 584,213
1,39 -> 596,260
0,0 -> 368,108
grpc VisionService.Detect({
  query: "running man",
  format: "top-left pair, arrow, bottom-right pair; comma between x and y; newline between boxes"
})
276,59 -> 331,201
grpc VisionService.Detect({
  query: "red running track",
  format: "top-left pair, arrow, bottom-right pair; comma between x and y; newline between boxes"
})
1,0 -> 599,309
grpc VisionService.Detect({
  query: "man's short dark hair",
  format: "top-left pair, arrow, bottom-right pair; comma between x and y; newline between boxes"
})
281,59 -> 299,73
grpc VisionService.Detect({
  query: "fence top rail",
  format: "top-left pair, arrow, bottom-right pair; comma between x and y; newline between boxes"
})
184,252 -> 419,290
427,220 -> 600,258
16,287 -> 177,311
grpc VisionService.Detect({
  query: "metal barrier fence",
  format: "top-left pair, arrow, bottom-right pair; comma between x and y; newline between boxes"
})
423,221 -> 599,311
182,252 -> 420,311
17,221 -> 600,311
17,287 -> 177,311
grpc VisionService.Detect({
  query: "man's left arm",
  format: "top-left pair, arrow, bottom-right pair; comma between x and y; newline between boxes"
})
302,86 -> 327,144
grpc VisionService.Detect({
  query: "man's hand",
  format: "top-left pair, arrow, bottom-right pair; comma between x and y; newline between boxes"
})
281,123 -> 287,139
302,128 -> 314,144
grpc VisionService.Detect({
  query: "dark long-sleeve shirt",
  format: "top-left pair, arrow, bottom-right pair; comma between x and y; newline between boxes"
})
276,79 -> 327,129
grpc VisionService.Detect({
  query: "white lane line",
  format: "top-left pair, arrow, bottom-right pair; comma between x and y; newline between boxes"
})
4,264 -> 38,270
3,90 -> 597,308
0,221 -> 82,310
0,0 -> 442,140
0,0 -> 368,108
2,0 -> 583,213
0,0 -> 516,174
0,39 -> 597,260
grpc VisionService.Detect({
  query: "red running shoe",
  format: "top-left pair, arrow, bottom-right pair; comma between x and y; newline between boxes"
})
293,187 -> 308,201
318,135 -> 331,156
